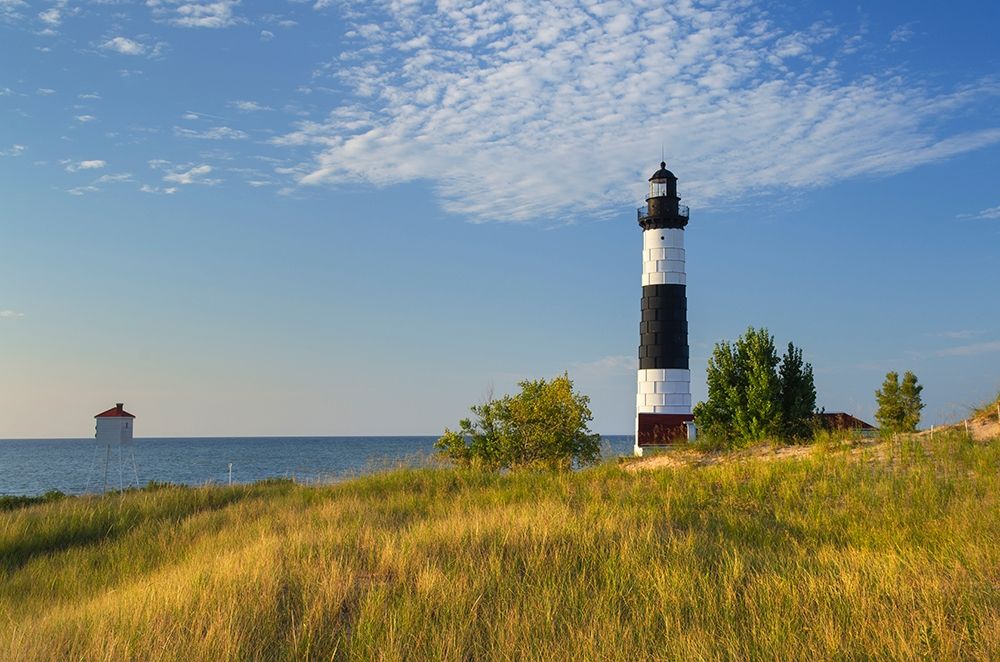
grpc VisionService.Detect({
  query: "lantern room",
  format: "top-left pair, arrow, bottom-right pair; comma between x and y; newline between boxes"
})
647,161 -> 677,200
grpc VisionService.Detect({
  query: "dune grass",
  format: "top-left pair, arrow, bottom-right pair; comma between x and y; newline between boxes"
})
1,431 -> 999,660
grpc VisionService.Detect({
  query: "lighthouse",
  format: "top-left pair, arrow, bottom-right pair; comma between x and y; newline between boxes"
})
635,162 -> 695,455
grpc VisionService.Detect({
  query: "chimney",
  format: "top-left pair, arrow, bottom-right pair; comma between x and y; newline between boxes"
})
116,403 -> 124,414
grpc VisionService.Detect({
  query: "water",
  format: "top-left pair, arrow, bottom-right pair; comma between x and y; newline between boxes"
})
0,435 -> 635,496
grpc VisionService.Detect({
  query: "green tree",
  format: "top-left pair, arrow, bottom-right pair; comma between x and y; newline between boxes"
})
436,374 -> 601,471
899,371 -> 924,432
875,371 -> 924,433
693,327 -> 816,444
778,342 -> 817,439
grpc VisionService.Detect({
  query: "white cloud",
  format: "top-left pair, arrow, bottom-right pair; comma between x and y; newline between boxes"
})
65,159 -> 106,172
968,205 -> 1000,220
277,0 -> 1000,223
0,86 -> 13,96
260,29 -> 274,41
890,23 -> 916,44
163,163 -> 218,185
232,100 -> 271,112
0,310 -> 24,319
0,144 -> 25,157
937,340 -> 1000,357
36,88 -> 55,95
74,114 -> 96,122
101,36 -> 147,55
148,0 -> 242,29
78,92 -> 101,100
174,125 -> 248,140
38,7 -> 60,26
95,173 -> 133,183
140,183 -> 179,194
67,185 -> 100,195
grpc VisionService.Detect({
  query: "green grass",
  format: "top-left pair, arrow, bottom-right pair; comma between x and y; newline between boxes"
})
2,431 -> 999,660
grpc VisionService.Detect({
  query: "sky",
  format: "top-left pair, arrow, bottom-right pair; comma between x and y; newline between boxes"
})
1,0 -> 998,438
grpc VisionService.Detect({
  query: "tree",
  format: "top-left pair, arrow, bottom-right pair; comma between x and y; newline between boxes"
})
778,342 -> 817,439
436,374 -> 601,471
693,327 -> 817,444
876,371 -> 923,433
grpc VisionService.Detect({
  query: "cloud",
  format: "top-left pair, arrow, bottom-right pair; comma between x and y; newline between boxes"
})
67,185 -> 100,195
260,29 -> 274,41
936,329 -> 983,340
65,159 -> 106,172
0,309 -> 24,319
163,163 -> 218,185
0,144 -> 25,157
140,183 -> 178,194
571,355 -> 637,375
78,92 -> 101,100
964,205 -> 1000,220
231,100 -> 271,112
38,7 -> 60,26
148,0 -> 242,29
101,36 -> 147,55
276,0 -> 1000,223
95,173 -> 133,183
174,125 -> 248,140
74,114 -> 96,122
1,0 -> 27,21
890,23 -> 916,44
36,88 -> 55,95
937,340 -> 1000,357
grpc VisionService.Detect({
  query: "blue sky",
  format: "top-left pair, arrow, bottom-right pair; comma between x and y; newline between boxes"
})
1,0 -> 998,438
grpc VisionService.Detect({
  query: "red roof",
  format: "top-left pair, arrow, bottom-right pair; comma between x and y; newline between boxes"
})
95,403 -> 135,418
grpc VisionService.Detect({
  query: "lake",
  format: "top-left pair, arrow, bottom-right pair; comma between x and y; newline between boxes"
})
0,435 -> 635,496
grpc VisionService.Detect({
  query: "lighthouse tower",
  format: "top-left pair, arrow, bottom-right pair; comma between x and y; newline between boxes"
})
635,162 -> 695,456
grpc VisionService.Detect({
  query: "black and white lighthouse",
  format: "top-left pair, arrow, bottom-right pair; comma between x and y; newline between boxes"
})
635,161 -> 695,455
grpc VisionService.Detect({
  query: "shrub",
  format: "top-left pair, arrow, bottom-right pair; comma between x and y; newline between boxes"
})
436,374 -> 601,470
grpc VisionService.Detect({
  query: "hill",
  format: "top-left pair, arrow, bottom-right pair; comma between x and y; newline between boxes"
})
1,429 -> 998,660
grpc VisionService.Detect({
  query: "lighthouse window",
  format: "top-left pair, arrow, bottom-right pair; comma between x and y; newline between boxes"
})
650,180 -> 668,198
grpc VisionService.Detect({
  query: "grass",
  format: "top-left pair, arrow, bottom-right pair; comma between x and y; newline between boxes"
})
1,431 -> 999,660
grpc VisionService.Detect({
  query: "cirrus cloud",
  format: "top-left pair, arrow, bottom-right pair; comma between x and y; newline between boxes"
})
277,0 -> 1000,223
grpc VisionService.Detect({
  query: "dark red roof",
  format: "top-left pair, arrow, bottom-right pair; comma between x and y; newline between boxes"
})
818,412 -> 875,430
95,403 -> 135,418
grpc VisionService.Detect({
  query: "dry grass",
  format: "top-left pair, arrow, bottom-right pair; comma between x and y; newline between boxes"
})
2,430 -> 999,661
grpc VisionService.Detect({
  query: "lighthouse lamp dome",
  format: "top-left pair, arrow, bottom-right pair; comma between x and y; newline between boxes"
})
648,161 -> 677,199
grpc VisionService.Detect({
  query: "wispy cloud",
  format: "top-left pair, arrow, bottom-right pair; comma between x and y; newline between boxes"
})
231,100 -> 271,112
571,355 -> 637,375
174,125 -> 248,140
960,204 -> 1000,220
0,144 -> 26,157
276,0 -> 1000,223
162,163 -> 218,185
36,88 -> 55,95
95,173 -> 133,184
0,309 -> 25,319
38,7 -> 60,26
936,329 -> 984,340
148,0 -> 242,29
65,159 -> 106,172
140,183 -> 178,194
101,36 -> 147,55
259,29 -> 274,42
937,340 -> 1000,357
74,114 -> 96,123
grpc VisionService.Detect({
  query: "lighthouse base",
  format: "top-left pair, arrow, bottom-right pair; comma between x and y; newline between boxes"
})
634,413 -> 696,456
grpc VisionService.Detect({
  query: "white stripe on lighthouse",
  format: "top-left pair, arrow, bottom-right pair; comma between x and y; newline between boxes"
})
636,368 -> 691,414
641,228 -> 685,286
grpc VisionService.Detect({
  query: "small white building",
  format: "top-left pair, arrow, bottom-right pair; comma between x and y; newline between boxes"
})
95,402 -> 135,445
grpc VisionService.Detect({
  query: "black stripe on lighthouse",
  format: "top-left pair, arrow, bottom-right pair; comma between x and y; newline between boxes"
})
639,283 -> 689,370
